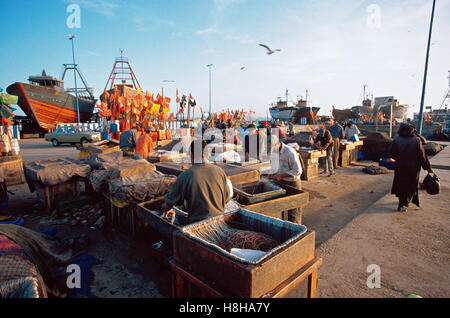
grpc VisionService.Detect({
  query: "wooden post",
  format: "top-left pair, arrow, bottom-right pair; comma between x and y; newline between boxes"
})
308,269 -> 318,298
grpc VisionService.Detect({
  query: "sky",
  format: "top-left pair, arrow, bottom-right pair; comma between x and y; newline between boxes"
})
1,0 -> 449,119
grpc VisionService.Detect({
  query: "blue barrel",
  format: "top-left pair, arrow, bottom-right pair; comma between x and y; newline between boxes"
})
110,123 -> 118,134
102,132 -> 112,140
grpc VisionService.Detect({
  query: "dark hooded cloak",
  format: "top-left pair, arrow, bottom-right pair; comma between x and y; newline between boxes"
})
389,123 -> 431,207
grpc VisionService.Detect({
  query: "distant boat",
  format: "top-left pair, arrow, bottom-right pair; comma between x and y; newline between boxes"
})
269,89 -> 320,123
7,67 -> 96,130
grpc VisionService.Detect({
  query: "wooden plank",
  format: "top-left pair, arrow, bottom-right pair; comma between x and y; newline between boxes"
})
239,185 -> 309,215
169,256 -> 321,299
268,257 -> 322,298
169,258 -> 224,298
308,265 -> 318,298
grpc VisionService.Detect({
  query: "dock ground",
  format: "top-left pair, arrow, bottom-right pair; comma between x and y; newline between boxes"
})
5,138 -> 450,298
316,143 -> 450,298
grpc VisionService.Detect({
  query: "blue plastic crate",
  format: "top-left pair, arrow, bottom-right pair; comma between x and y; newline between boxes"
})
379,158 -> 395,170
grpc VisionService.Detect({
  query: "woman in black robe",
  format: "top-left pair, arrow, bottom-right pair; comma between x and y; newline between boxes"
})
390,123 -> 433,212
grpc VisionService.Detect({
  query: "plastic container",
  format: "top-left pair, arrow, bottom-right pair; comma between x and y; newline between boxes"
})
10,138 -> 20,155
0,134 -> 11,153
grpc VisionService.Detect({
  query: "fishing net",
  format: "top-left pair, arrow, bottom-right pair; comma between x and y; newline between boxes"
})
181,209 -> 308,264
362,165 -> 390,175
218,230 -> 279,252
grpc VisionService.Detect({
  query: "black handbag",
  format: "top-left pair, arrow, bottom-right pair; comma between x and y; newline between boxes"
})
423,173 -> 440,195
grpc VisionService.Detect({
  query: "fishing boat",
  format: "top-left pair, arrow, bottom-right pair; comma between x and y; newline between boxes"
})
269,89 -> 320,123
7,67 -> 96,130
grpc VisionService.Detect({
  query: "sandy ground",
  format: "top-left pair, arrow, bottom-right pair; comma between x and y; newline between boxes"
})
315,145 -> 450,298
2,138 -> 448,298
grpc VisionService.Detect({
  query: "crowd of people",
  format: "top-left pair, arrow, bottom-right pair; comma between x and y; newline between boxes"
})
115,116 -> 432,224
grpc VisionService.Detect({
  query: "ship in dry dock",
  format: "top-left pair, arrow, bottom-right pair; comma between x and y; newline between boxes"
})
7,67 -> 96,131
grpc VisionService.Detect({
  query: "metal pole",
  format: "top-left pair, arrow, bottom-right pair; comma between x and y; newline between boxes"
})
207,64 -> 213,120
390,104 -> 393,138
70,36 -> 80,124
418,0 -> 436,135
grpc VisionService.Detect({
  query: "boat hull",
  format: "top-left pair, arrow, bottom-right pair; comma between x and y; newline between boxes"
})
270,106 -> 320,123
7,82 -> 96,130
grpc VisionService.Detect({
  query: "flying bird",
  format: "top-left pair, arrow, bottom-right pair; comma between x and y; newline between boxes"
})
259,44 -> 281,55
240,66 -> 246,70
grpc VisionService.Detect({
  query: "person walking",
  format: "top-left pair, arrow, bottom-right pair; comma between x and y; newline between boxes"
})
390,123 -> 433,212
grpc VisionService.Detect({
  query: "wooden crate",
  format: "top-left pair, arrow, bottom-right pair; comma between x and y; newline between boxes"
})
169,256 -> 322,298
339,143 -> 356,168
227,160 -> 271,172
155,162 -> 260,185
137,197 -> 188,248
102,193 -> 116,227
299,149 -> 326,181
103,194 -> 140,237
34,178 -> 81,212
350,140 -> 364,164
237,183 -> 309,222
173,213 -> 316,298
86,139 -> 120,155
0,155 -> 26,186
233,181 -> 286,205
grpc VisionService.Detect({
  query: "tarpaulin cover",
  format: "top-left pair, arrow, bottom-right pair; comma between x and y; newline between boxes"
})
109,159 -> 156,179
0,234 -> 46,298
24,158 -> 91,189
85,151 -> 124,170
0,224 -> 85,297
108,170 -> 177,203
361,132 -> 393,159
287,131 -> 318,147
87,153 -> 157,193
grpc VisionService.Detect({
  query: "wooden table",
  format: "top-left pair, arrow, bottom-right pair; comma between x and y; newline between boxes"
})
237,183 -> 309,223
339,140 -> 364,167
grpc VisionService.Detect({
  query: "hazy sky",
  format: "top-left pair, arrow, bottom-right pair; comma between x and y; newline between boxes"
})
1,0 -> 449,118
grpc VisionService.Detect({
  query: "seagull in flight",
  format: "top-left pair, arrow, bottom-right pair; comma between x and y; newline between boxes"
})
259,44 -> 281,55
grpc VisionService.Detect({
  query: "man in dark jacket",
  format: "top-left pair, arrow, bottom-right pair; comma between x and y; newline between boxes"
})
390,123 -> 434,212
162,140 -> 232,224
328,120 -> 345,169
314,128 -> 334,176
119,126 -> 138,156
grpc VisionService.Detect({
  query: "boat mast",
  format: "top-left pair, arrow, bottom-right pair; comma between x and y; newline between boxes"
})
69,35 -> 80,124
305,89 -> 309,106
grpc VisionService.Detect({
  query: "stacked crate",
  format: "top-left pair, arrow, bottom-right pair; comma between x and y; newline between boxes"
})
299,149 -> 327,181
